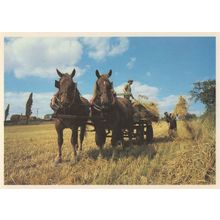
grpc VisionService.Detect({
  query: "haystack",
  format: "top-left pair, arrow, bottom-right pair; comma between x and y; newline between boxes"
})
132,99 -> 159,122
174,96 -> 188,119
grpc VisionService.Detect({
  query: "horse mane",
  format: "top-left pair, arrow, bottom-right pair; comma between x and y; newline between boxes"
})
93,81 -> 99,97
74,86 -> 81,104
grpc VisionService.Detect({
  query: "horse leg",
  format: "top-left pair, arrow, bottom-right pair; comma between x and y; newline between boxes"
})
79,123 -> 86,152
55,124 -> 64,163
71,126 -> 78,163
95,125 -> 106,158
111,127 -> 119,160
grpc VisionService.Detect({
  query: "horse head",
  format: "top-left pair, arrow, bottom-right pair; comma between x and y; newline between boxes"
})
55,68 -> 79,108
94,69 -> 115,110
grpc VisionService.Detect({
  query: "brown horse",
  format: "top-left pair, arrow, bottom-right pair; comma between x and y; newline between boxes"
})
54,69 -> 90,163
91,70 -> 133,159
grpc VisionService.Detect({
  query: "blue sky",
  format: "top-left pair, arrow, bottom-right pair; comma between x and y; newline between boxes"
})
4,37 -> 216,117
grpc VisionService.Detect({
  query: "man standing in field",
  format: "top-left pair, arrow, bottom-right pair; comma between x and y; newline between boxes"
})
123,80 -> 134,101
164,112 -> 178,139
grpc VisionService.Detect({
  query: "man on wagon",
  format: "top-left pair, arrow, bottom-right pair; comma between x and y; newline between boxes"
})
123,80 -> 134,101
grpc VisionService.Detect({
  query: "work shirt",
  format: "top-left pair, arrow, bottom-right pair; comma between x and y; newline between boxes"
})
123,83 -> 133,100
124,83 -> 131,94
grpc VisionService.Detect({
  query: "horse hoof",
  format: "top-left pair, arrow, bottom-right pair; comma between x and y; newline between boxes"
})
117,140 -> 123,147
111,151 -> 117,161
98,154 -> 104,160
74,156 -> 79,163
111,156 -> 116,162
122,144 -> 127,151
55,158 -> 62,164
70,161 -> 75,166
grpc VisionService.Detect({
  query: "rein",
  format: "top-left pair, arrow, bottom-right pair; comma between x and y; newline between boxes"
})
93,103 -> 102,112
68,83 -> 78,109
55,84 -> 83,126
54,96 -> 62,109
92,87 -> 116,114
57,83 -> 80,113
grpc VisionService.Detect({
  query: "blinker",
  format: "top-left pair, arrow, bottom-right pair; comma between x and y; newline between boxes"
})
55,80 -> 60,88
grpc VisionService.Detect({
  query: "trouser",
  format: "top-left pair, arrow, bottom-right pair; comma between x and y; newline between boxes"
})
124,95 -> 131,101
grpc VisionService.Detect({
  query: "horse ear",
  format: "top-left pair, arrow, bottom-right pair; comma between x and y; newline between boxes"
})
108,69 -> 112,78
55,80 -> 60,88
96,70 -> 101,78
71,69 -> 76,78
56,69 -> 63,77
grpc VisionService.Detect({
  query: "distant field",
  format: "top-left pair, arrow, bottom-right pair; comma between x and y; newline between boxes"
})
4,120 -> 215,185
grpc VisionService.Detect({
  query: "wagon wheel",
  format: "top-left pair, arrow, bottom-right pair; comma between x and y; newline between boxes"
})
146,122 -> 153,143
136,122 -> 144,144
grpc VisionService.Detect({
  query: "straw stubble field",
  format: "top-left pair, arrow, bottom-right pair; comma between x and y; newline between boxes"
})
4,119 -> 215,185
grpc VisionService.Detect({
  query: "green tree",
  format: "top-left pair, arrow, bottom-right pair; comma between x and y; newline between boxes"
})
25,92 -> 33,124
185,113 -> 197,120
190,80 -> 216,113
5,104 -> 10,121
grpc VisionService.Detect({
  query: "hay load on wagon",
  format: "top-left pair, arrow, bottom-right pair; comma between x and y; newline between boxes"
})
132,101 -> 159,123
129,95 -> 160,143
115,91 -> 159,143
132,96 -> 159,123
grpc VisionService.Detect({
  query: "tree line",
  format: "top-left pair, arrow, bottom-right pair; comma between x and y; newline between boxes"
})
5,92 -> 33,124
4,79 -> 216,123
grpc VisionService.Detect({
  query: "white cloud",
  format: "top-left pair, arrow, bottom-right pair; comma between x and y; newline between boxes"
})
157,95 -> 194,115
157,95 -> 179,114
4,90 -> 201,119
5,37 -> 129,78
5,37 -> 84,78
83,94 -> 92,101
4,91 -> 93,118
114,81 -> 194,116
126,57 -> 136,69
81,37 -> 129,60
108,38 -> 129,56
114,81 -> 159,100
157,95 -> 179,108
4,92 -> 54,118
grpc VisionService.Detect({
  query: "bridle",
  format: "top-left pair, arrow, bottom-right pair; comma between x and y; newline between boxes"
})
57,81 -> 79,112
92,79 -> 116,113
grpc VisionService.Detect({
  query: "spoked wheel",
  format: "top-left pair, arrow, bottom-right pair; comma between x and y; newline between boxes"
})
146,122 -> 153,143
136,122 -> 144,144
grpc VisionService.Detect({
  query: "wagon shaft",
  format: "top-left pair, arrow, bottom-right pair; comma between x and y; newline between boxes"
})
53,114 -> 104,120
